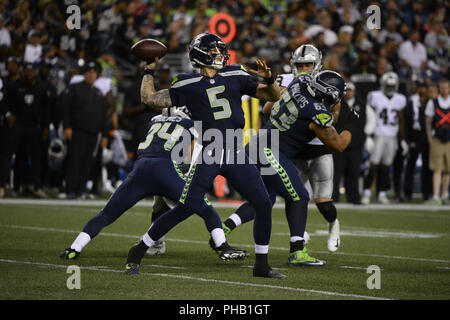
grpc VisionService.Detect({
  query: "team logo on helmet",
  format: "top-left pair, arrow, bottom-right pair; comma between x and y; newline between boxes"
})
189,33 -> 230,70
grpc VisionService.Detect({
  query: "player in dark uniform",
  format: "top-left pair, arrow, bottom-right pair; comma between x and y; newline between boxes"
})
124,33 -> 283,278
221,71 -> 350,266
60,107 -> 246,260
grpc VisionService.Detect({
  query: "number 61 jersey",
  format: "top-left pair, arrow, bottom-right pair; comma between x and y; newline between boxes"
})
367,90 -> 406,137
168,65 -> 259,144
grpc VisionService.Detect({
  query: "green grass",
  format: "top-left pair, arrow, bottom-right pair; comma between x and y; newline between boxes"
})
0,202 -> 449,300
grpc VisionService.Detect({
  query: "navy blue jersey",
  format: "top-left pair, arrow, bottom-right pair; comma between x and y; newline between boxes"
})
265,74 -> 334,158
169,64 -> 258,147
137,115 -> 195,159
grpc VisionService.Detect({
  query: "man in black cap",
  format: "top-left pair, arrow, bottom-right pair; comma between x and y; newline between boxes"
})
61,60 -> 109,199
0,62 -> 49,198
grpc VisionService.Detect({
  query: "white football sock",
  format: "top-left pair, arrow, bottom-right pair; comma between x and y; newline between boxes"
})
229,213 -> 242,227
70,232 -> 91,252
255,244 -> 269,254
142,233 -> 155,247
211,228 -> 226,247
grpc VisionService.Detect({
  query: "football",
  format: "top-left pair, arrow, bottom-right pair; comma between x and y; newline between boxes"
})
131,39 -> 167,63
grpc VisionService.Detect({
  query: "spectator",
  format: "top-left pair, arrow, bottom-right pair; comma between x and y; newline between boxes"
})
336,25 -> 358,74
425,79 -> 450,205
377,16 -> 403,45
11,0 -> 31,27
349,44 -> 377,105
53,23 -> 84,61
337,0 -> 361,25
23,33 -> 42,63
60,60 -> 109,199
398,30 -> 427,80
427,34 -> 449,82
0,63 -> 48,198
304,9 -> 338,47
424,18 -> 447,50
114,14 -> 138,60
288,20 -> 309,50
0,16 -> 11,48
96,0 -> 128,53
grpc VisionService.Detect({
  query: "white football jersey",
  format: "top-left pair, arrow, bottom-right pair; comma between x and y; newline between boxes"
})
367,90 -> 406,137
276,73 -> 294,88
276,73 -> 323,145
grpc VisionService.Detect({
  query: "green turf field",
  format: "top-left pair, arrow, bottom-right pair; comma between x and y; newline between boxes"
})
0,200 -> 449,300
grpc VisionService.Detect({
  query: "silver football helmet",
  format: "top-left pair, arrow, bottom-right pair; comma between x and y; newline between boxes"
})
291,44 -> 322,76
380,72 -> 399,98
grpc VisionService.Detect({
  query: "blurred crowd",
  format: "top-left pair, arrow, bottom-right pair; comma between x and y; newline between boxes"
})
0,0 -> 448,203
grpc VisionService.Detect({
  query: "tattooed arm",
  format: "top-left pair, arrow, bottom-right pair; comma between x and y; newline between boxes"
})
309,122 -> 352,152
141,75 -> 172,111
140,59 -> 173,111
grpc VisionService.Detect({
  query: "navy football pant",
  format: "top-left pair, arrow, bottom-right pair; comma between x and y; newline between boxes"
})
148,152 -> 273,246
82,157 -> 222,238
235,148 -> 310,239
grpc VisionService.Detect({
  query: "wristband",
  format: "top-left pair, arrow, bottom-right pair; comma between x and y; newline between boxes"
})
265,76 -> 275,85
144,68 -> 154,76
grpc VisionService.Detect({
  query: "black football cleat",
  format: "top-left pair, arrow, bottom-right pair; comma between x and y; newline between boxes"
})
209,238 -> 249,261
124,263 -> 140,275
60,248 -> 80,260
253,265 -> 286,279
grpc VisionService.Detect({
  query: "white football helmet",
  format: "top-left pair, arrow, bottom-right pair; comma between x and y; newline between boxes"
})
380,72 -> 399,98
291,44 -> 322,76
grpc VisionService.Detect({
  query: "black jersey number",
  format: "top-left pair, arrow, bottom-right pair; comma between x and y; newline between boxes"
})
379,108 -> 399,126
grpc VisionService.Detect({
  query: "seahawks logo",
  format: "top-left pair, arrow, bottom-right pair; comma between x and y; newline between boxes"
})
315,113 -> 332,127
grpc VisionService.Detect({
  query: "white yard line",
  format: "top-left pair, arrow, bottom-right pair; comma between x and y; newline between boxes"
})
1,224 -> 449,264
0,258 -> 391,300
340,266 -> 384,271
274,230 -> 445,239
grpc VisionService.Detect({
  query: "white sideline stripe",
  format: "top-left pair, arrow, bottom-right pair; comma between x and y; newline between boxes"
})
1,198 -> 450,211
2,224 -> 450,264
0,258 -> 391,300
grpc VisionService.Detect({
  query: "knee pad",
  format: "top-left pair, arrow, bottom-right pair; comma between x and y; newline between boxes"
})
316,201 -> 337,223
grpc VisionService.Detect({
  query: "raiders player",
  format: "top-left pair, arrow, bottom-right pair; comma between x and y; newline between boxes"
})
362,72 -> 407,204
